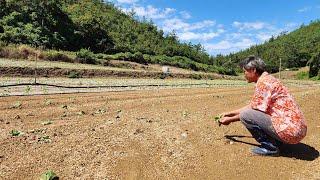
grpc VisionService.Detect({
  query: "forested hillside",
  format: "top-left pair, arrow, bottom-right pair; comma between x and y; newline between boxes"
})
0,0 -> 319,77
0,0 -> 206,58
212,20 -> 320,78
1,0 -> 234,74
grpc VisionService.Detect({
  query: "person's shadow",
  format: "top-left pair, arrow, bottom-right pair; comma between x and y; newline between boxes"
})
225,135 -> 319,161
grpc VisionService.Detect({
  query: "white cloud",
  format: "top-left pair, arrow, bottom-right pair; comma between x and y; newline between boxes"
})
192,20 -> 216,30
161,18 -> 189,32
161,18 -> 216,32
217,24 -> 224,29
298,7 -> 311,12
256,33 -> 272,41
178,32 -> 220,41
204,41 -> 232,50
217,29 -> 225,34
180,11 -> 192,19
122,5 -> 176,19
204,38 -> 255,51
116,0 -> 139,4
227,32 -> 244,39
232,21 -> 269,31
284,22 -> 299,29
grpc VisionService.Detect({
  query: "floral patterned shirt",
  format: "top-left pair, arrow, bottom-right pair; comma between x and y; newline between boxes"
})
250,72 -> 307,144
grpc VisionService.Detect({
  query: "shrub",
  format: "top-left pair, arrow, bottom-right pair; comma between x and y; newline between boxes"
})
102,59 -> 111,66
124,52 -> 133,60
68,71 -> 81,78
153,55 -> 171,65
0,40 -> 6,47
308,52 -> 320,78
111,52 -> 123,60
266,64 -> 279,74
133,52 -> 147,64
143,54 -> 151,63
296,71 -> 309,80
103,54 -> 115,60
159,73 -> 167,79
310,75 -> 320,80
224,68 -> 237,76
189,63 -> 199,71
17,45 -> 37,59
76,48 -> 96,64
214,66 -> 237,75
0,44 -> 38,59
95,53 -> 105,59
42,50 -> 73,63
191,74 -> 202,80
0,46 -> 8,58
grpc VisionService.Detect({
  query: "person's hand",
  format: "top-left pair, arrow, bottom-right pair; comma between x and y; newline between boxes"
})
219,116 -> 232,126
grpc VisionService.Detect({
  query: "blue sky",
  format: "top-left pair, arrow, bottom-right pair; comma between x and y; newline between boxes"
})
108,0 -> 320,56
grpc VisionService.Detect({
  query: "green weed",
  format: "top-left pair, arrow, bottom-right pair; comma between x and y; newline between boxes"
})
44,99 -> 53,106
40,170 -> 58,180
10,130 -> 21,136
38,135 -> 51,143
10,101 -> 22,109
24,85 -> 31,95
67,71 -> 81,78
41,120 -> 53,126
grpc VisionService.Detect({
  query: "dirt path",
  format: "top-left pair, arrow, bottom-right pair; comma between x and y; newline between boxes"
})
0,85 -> 319,179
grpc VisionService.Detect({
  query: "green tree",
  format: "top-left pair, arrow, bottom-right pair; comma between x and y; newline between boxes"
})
308,52 -> 320,78
0,0 -> 76,49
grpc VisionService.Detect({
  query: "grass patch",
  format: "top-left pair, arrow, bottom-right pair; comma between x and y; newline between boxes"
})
296,71 -> 309,80
67,71 -> 82,78
41,50 -> 74,63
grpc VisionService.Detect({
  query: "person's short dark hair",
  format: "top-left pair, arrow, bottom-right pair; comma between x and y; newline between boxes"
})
239,55 -> 266,75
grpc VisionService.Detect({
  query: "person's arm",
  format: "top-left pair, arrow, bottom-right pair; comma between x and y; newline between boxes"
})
219,104 -> 251,125
219,114 -> 240,125
222,104 -> 251,117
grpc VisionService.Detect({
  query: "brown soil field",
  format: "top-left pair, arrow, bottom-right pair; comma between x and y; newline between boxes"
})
0,85 -> 319,179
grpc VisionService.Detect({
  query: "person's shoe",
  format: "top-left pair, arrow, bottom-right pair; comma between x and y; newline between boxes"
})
251,142 -> 280,156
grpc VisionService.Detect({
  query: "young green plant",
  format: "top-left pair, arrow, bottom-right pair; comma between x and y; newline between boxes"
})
214,114 -> 223,127
40,170 -> 58,180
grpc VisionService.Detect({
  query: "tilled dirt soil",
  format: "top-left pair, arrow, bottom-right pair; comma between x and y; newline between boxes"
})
0,85 -> 319,179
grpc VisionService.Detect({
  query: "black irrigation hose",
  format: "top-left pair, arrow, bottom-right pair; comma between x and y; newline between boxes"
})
0,82 -> 245,89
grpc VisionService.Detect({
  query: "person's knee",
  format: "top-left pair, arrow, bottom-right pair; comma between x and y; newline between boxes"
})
239,108 -> 254,124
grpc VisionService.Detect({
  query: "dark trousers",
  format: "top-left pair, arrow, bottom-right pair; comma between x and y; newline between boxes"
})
239,108 -> 283,147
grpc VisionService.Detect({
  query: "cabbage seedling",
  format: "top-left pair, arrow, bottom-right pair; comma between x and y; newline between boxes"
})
214,114 -> 223,127
40,170 -> 58,180
41,120 -> 53,126
10,130 -> 21,136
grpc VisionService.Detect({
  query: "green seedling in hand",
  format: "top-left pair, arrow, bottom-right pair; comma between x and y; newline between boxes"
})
214,114 -> 223,127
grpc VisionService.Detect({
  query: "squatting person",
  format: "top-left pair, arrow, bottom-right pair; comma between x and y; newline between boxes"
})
220,55 -> 307,156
